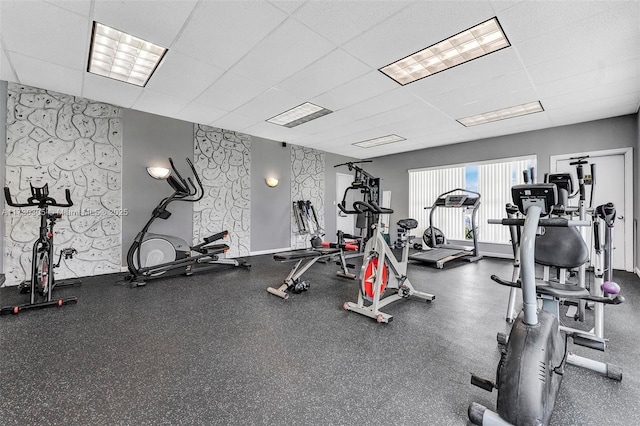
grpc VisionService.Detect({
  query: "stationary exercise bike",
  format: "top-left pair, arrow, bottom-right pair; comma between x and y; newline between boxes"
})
340,199 -> 435,323
1,184 -> 80,315
469,183 -> 624,425
125,158 -> 249,287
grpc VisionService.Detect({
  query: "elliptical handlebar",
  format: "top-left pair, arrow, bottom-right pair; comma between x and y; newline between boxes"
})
4,185 -> 73,208
488,218 -> 590,227
166,157 -> 204,202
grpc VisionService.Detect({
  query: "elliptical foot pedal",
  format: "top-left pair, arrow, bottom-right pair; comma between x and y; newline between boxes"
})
470,374 -> 495,392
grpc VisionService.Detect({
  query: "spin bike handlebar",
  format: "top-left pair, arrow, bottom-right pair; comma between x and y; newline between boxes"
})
4,186 -> 73,208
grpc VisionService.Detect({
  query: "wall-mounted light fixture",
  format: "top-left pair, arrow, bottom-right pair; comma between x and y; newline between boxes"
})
147,166 -> 171,180
265,177 -> 279,188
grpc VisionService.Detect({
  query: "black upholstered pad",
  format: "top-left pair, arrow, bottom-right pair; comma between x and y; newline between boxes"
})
535,226 -> 589,268
273,248 -> 339,261
536,282 -> 590,299
397,218 -> 418,230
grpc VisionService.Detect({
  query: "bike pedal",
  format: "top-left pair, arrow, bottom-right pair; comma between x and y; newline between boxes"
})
470,375 -> 496,392
572,333 -> 606,352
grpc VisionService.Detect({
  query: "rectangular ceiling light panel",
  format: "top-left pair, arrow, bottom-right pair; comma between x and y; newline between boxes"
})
457,101 -> 544,127
352,134 -> 406,148
267,102 -> 332,128
88,22 -> 167,87
380,17 -> 510,85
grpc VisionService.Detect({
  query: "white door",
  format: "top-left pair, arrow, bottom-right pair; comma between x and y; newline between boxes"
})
551,149 -> 632,271
336,173 -> 355,236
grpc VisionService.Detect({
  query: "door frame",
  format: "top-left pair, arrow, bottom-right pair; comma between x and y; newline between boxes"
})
550,147 -> 633,272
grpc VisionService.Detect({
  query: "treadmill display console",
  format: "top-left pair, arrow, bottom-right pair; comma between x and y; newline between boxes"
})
445,195 -> 467,207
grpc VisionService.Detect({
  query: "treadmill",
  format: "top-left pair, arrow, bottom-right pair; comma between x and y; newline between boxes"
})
409,189 -> 483,269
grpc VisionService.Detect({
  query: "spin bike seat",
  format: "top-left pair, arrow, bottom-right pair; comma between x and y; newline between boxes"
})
397,218 -> 418,230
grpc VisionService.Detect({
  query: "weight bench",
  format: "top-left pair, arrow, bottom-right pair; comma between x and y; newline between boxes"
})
267,242 -> 359,300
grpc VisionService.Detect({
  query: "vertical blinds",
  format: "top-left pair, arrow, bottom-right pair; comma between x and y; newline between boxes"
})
409,157 -> 535,245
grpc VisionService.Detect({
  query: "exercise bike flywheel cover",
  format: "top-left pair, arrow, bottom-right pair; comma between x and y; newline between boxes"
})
362,256 -> 388,302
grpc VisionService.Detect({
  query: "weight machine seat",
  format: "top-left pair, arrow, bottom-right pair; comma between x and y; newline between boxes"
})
535,226 -> 589,269
273,248 -> 340,261
397,218 -> 418,230
536,281 -> 590,299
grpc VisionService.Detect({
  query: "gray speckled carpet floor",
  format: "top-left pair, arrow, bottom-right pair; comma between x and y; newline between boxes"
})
1,254 -> 639,425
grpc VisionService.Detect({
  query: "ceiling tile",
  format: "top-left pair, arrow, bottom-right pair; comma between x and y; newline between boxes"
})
293,1 -> 409,46
145,50 -> 224,100
9,52 -> 83,96
275,49 -> 371,100
268,0 -> 306,15
230,19 -> 336,87
1,0 -> 89,70
195,72 -> 270,112
82,73 -> 143,108
311,71 -> 397,111
209,112 -> 261,133
44,0 -> 92,16
242,121 -> 308,143
131,89 -> 191,118
498,1 -> 618,44
232,87 -> 305,121
340,88 -> 417,121
93,0 -> 198,47
175,102 -> 228,127
407,48 -> 525,100
172,1 -> 288,70
514,4 -> 640,68
343,1 -> 495,68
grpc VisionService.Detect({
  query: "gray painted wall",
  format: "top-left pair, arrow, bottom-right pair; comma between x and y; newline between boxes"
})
0,81 -> 6,274
121,109 -> 194,266
365,115 -> 637,256
250,138 -> 291,252
636,110 -> 639,274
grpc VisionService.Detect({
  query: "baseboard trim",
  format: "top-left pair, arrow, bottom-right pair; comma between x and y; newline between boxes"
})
479,251 -> 514,260
635,266 -> 640,278
250,247 -> 292,256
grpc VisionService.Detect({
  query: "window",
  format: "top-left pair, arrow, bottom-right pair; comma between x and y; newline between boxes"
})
408,155 -> 536,245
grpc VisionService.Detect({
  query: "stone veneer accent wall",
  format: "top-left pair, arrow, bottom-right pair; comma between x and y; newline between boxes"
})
193,124 -> 250,257
291,145 -> 324,249
4,83 -> 122,286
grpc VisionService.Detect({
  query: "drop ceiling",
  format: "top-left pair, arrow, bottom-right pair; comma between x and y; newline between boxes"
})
1,0 -> 638,159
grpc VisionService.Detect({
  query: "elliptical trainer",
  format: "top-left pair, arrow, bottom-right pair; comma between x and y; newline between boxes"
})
125,158 -> 249,287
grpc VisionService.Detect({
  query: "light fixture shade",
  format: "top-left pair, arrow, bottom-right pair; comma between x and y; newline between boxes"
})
265,177 -> 279,188
147,166 -> 171,180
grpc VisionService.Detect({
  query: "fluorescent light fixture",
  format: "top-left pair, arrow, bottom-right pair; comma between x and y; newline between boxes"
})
352,134 -> 406,148
379,17 -> 510,85
88,21 -> 167,87
457,101 -> 544,127
267,102 -> 332,128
